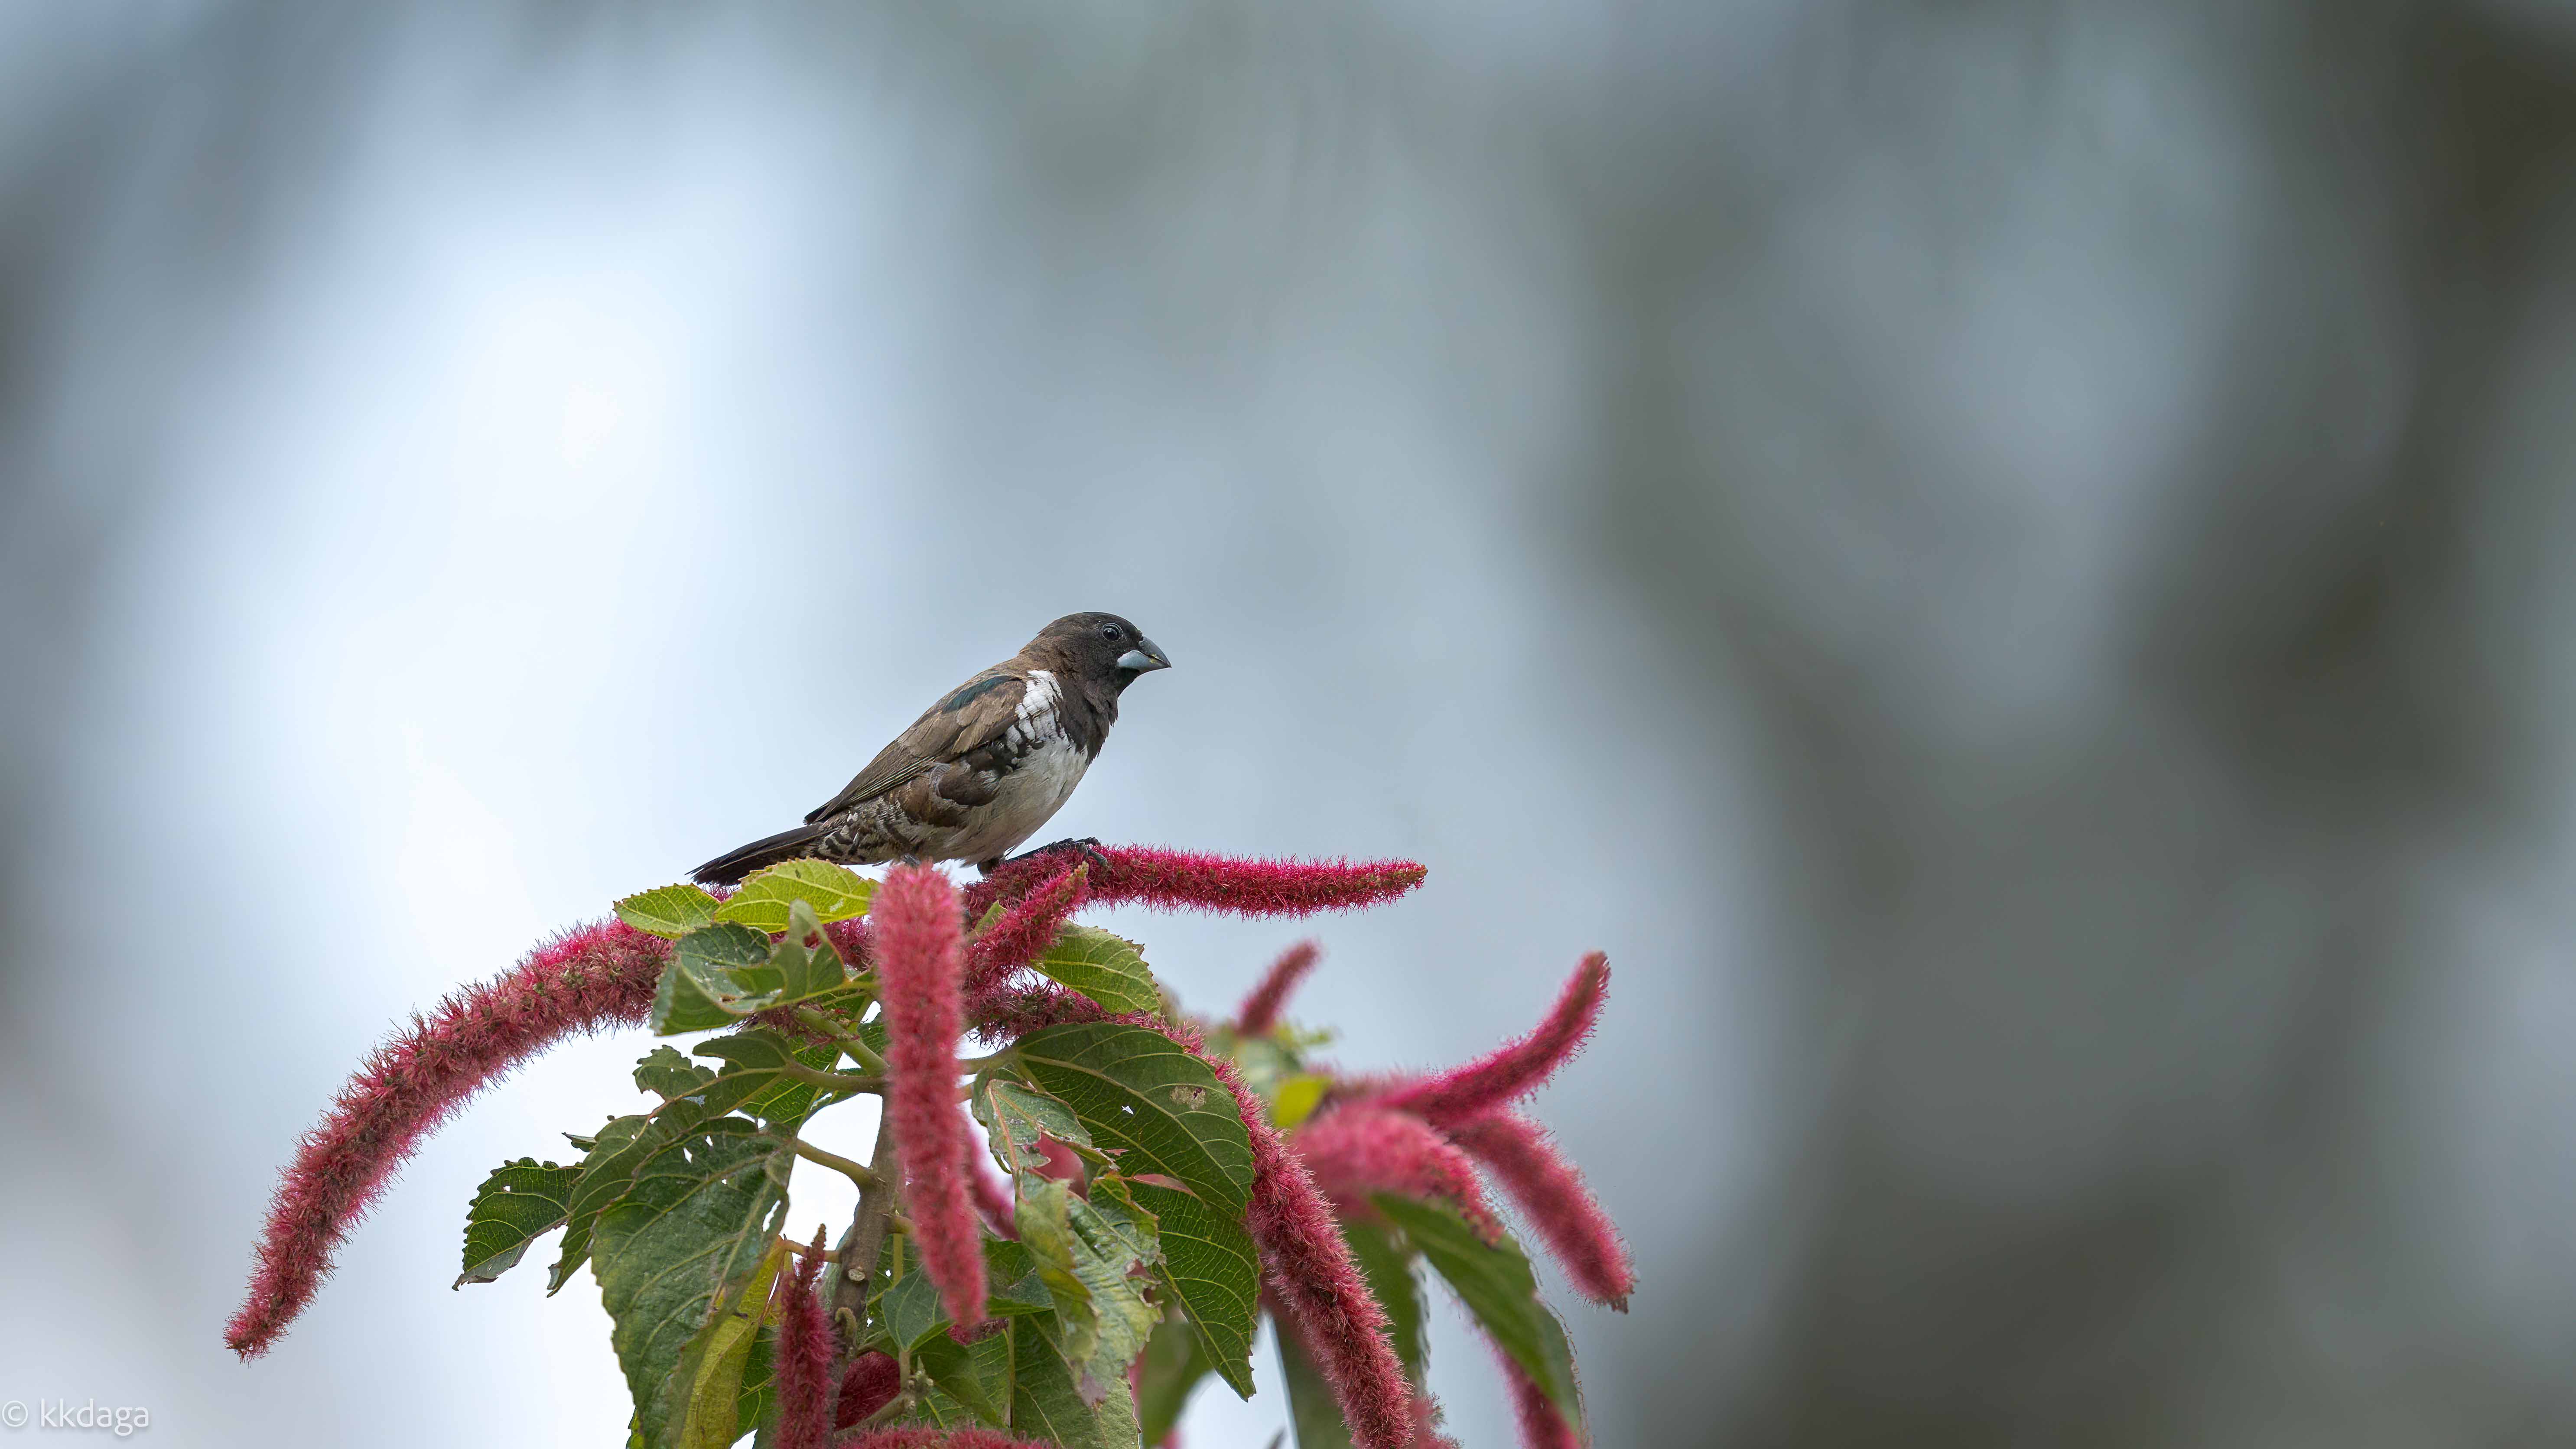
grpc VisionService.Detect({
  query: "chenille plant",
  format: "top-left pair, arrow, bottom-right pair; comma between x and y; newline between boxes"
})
228,845 -> 1632,1449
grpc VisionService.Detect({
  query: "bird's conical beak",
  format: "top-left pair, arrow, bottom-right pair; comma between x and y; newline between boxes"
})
1117,640 -> 1171,673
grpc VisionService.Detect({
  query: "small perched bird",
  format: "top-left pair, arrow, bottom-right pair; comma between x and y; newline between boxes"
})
692,612 -> 1171,884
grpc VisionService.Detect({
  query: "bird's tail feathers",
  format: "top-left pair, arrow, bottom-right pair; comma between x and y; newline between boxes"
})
691,824 -> 831,887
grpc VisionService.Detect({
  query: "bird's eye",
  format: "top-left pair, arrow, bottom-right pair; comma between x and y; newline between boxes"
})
1099,623 -> 1121,640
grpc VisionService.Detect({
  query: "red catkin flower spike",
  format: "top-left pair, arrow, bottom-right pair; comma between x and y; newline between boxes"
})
1294,1106 -> 1503,1241
1376,954 -> 1609,1128
963,864 -> 1087,996
1234,939 -> 1321,1036
965,980 -> 1109,1042
1450,1111 -> 1635,1310
774,1230 -> 839,1449
1203,1054 -> 1416,1449
875,863 -> 987,1328
971,845 -> 1426,919
834,1351 -> 902,1430
1495,1341 -> 1583,1449
224,919 -> 673,1358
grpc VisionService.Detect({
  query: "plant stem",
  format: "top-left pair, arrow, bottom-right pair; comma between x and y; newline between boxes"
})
794,1005 -> 890,1075
828,1108 -> 903,1336
789,1137 -> 878,1189
776,1059 -> 883,1094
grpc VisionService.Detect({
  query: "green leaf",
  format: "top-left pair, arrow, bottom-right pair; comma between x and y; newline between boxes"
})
982,1238 -> 1057,1317
914,1331 -> 1008,1427
652,914 -> 853,1034
713,859 -> 877,932
869,1235 -> 1059,1362
592,1115 -> 792,1449
654,923 -> 775,1034
1012,1312 -> 1142,1449
1135,1310 -> 1212,1447
763,900 -> 850,1005
559,1031 -> 842,1296
1277,1322 -> 1356,1449
734,1327 -> 776,1449
1342,1221 -> 1427,1384
617,884 -> 725,939
972,1074 -> 1103,1179
1012,1176 -> 1163,1403
669,1240 -> 790,1449
1029,924 -> 1162,1017
693,1029 -> 853,1131
456,1158 -> 581,1287
1373,1195 -> 1582,1431
1015,1023 -> 1255,1213
875,1246 -> 948,1353
636,1046 -> 717,1101
552,1112 -> 664,1292
1127,1181 -> 1258,1399
1271,1073 -> 1332,1131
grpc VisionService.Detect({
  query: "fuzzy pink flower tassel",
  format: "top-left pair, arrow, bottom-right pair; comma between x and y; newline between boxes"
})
967,845 -> 1425,919
875,864 -> 987,1329
1274,1300 -> 1458,1449
1234,940 -> 1321,1036
225,919 -> 673,1357
834,1351 -> 901,1430
964,864 -> 1088,996
1496,1342 -> 1583,1449
1294,1106 -> 1501,1241
1376,955 -> 1608,1128
1203,1055 -> 1415,1449
966,981 -> 1109,1042
1451,1112 -> 1634,1310
774,1230 -> 840,1449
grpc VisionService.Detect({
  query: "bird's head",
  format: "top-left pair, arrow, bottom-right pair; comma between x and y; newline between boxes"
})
1035,612 -> 1171,692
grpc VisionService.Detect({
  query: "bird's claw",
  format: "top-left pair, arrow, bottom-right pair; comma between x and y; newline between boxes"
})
995,836 -> 1111,877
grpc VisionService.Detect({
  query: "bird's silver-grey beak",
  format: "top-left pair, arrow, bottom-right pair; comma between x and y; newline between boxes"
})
1117,640 -> 1171,673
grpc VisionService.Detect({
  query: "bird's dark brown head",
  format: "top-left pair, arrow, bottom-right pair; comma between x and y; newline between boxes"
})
1029,611 -> 1172,692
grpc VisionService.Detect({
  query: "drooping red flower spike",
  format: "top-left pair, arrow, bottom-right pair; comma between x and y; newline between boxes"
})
1375,954 -> 1608,1129
774,1229 -> 840,1449
963,864 -> 1087,997
834,1351 -> 902,1431
225,919 -> 673,1358
1234,940 -> 1321,1036
1410,1392 -> 1464,1449
1294,1106 -> 1501,1241
1450,1111 -> 1634,1310
1203,1054 -> 1416,1449
1494,1341 -> 1583,1449
966,981 -> 1108,1043
1271,1294 -> 1458,1449
875,863 -> 986,1328
967,845 -> 1425,920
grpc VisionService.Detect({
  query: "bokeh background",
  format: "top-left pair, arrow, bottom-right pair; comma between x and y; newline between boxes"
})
8,1 -> 2576,1445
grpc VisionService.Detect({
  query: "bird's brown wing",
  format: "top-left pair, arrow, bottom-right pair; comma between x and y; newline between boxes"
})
803,669 -> 1028,823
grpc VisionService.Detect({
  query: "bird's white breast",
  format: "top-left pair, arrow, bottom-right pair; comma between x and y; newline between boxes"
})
962,669 -> 1093,858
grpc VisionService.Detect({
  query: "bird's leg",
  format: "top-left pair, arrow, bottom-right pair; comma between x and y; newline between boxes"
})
998,836 -> 1111,875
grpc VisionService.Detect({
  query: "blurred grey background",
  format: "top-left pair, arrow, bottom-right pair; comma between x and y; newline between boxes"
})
7,1 -> 2576,1445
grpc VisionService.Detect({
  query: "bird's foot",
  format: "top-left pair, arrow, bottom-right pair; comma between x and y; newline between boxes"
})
997,836 -> 1111,876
